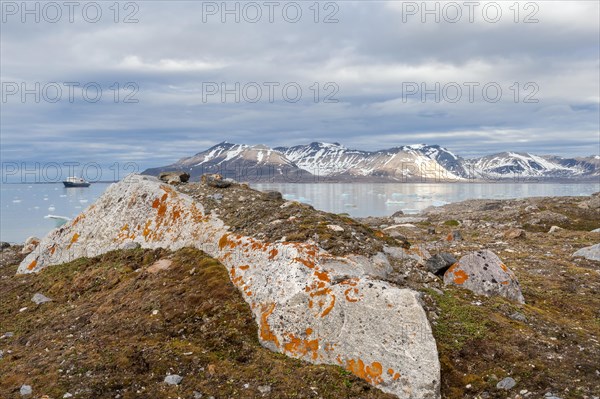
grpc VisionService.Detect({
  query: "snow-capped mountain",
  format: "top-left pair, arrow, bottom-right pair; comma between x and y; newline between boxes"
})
464,152 -> 600,180
143,142 -> 599,182
143,142 -> 308,182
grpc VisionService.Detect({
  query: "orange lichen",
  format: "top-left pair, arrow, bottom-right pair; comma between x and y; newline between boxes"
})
283,334 -> 320,361
314,270 -> 330,282
259,303 -> 280,347
306,328 -> 313,335
268,248 -> 278,260
239,265 -> 250,270
500,263 -> 509,272
27,260 -> 37,271
151,198 -> 160,208
346,359 -> 384,385
453,269 -> 469,285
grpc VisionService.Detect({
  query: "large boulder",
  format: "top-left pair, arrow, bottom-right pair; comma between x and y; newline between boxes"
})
572,243 -> 600,262
443,250 -> 524,303
17,175 -> 441,399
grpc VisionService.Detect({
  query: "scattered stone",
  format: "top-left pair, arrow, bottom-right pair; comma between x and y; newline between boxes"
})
548,226 -> 563,233
0,349 -> 4,359
504,228 -> 526,239
193,392 -> 203,399
1,332 -> 14,339
591,228 -> 600,233
20,385 -> 32,396
572,243 -> 600,262
164,374 -> 183,385
201,173 -> 233,188
446,230 -> 462,241
510,312 -> 527,322
327,224 -> 344,232
427,227 -> 436,235
31,293 -> 53,305
425,253 -> 457,276
394,216 -> 426,224
147,259 -> 173,274
263,191 -> 283,201
391,210 -> 404,217
63,393 -> 73,398
443,249 -> 525,303
0,241 -> 10,250
544,393 -> 562,399
158,171 -> 190,185
258,385 -> 272,394
496,377 -> 516,390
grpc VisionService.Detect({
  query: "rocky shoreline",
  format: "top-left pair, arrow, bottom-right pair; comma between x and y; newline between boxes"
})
1,175 -> 598,399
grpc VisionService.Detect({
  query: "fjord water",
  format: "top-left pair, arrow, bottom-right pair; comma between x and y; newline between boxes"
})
1,182 -> 598,244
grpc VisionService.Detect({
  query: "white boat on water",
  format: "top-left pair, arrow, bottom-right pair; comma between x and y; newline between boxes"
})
63,177 -> 91,188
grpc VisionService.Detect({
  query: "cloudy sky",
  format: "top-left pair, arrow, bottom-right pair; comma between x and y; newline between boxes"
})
1,0 -> 599,172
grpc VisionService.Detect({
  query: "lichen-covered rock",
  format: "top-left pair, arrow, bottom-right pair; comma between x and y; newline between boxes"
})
17,175 -> 440,399
443,250 -> 524,303
425,253 -> 457,276
572,243 -> 600,262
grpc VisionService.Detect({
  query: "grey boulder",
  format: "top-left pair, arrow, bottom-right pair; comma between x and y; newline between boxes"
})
31,293 -> 52,305
572,243 -> 600,262
443,250 -> 525,303
164,374 -> 183,385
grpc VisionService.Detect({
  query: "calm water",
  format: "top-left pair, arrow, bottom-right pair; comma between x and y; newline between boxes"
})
1,182 -> 598,244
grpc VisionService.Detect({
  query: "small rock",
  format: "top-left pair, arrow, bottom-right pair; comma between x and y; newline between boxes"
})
425,253 -> 457,276
120,241 -> 140,250
504,228 -> 526,239
427,227 -> 436,235
193,392 -> 203,399
147,259 -> 173,274
446,230 -> 462,241
63,393 -> 73,398
264,191 -> 283,201
548,225 -> 563,233
258,385 -> 272,394
210,193 -> 224,201
158,171 -> 190,185
0,242 -> 10,250
391,210 -> 404,217
572,243 -> 600,262
591,228 -> 600,233
394,216 -> 426,224
21,236 -> 40,255
31,293 -> 53,305
20,385 -> 32,396
510,312 -> 527,322
327,225 -> 344,232
201,173 -> 233,188
164,374 -> 183,385
1,332 -> 14,339
544,393 -> 562,399
496,377 -> 516,390
0,349 -> 4,359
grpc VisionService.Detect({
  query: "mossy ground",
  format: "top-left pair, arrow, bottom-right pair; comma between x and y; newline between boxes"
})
0,248 -> 395,399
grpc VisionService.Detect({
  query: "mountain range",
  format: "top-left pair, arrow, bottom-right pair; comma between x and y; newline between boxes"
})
142,142 -> 600,183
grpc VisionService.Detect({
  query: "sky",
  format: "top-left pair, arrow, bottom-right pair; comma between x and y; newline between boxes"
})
1,0 -> 599,175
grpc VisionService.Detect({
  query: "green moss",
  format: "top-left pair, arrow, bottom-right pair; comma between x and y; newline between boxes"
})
443,220 -> 460,226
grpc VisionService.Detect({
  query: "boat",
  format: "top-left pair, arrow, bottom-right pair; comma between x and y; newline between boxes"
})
63,176 -> 91,188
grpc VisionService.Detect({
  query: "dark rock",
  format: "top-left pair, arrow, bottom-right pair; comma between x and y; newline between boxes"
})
158,171 -> 190,185
391,210 -> 404,217
425,253 -> 457,276
264,191 -> 283,201
201,174 -> 233,188
427,227 -> 436,235
0,242 -> 10,250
